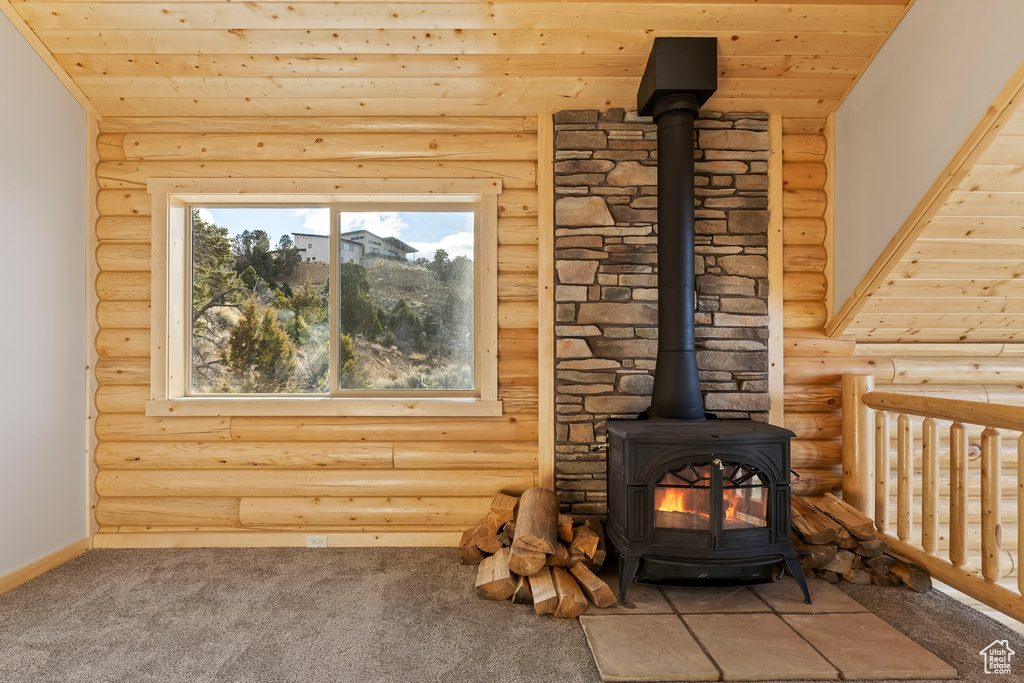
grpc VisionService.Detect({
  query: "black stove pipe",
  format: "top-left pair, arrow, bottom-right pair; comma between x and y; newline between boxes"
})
637,38 -> 717,420
647,94 -> 705,420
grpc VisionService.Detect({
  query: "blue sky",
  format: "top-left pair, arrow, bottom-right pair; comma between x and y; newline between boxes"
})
198,207 -> 473,260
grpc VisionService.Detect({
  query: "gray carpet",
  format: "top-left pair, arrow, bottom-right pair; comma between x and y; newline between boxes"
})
0,548 -> 598,683
0,548 -> 1021,683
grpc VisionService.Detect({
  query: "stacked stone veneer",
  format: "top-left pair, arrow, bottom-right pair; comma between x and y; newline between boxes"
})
553,109 -> 771,517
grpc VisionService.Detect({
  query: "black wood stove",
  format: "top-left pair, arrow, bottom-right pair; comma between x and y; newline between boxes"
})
606,420 -> 808,604
604,37 -> 810,605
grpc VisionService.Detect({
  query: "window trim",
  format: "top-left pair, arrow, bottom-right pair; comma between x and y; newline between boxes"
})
146,177 -> 502,417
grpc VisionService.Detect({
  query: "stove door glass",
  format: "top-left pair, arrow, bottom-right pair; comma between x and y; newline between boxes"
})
722,463 -> 768,529
654,463 -> 713,531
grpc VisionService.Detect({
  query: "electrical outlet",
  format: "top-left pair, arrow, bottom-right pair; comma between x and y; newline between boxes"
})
306,534 -> 328,548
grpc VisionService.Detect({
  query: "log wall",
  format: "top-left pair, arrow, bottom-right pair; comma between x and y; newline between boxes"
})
781,117 -> 842,495
91,116 -> 540,547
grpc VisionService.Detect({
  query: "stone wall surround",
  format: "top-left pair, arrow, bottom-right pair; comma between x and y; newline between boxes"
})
552,108 -> 771,517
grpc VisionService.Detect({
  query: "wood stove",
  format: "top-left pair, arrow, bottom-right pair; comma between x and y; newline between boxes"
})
606,420 -> 810,604
602,37 -> 810,605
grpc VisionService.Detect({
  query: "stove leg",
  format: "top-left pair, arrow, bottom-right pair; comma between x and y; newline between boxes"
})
782,556 -> 812,605
617,555 -> 639,604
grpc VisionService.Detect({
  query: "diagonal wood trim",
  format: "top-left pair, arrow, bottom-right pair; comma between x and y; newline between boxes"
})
0,539 -> 90,596
826,58 -> 1024,338
0,0 -> 99,118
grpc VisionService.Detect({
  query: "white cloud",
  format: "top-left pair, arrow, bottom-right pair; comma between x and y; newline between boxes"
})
292,208 -> 329,235
337,212 -> 408,239
197,208 -> 215,224
409,231 -> 474,261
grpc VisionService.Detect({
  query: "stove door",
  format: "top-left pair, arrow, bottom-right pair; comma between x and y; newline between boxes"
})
653,458 -> 771,549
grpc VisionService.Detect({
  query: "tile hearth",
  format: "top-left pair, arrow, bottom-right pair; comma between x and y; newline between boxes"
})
580,575 -> 958,682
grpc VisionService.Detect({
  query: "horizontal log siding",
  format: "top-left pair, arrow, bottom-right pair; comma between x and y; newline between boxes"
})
92,117 -> 540,542
782,118 -> 839,495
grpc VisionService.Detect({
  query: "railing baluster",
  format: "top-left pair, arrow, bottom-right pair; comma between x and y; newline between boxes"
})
897,413 -> 912,543
874,410 -> 890,533
922,417 -> 938,555
842,374 -> 875,515
981,426 -> 1002,581
949,421 -> 968,569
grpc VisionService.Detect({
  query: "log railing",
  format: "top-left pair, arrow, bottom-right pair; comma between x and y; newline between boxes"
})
842,373 -> 1024,622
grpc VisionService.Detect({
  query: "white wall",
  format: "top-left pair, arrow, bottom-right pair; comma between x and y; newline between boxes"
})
834,0 -> 1024,308
0,13 -> 87,577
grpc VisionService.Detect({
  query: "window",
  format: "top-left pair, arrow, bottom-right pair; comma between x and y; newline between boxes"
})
147,178 -> 501,416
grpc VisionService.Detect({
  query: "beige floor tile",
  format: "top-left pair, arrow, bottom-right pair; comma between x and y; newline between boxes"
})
685,612 -> 839,681
581,614 -> 720,682
586,572 -> 673,615
784,612 -> 958,680
662,585 -> 770,613
751,576 -> 868,613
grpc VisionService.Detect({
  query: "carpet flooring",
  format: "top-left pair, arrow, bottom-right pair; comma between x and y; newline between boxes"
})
0,548 -> 1021,683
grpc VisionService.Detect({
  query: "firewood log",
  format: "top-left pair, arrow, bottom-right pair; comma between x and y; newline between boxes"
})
888,556 -> 932,593
865,554 -> 897,576
834,526 -> 859,549
872,573 -> 903,588
585,519 -> 607,568
471,514 -> 503,554
592,535 -> 607,569
497,529 -> 513,548
458,527 -> 486,565
503,519 -> 516,538
545,541 -> 571,568
853,540 -> 887,558
841,569 -> 873,585
571,524 -> 600,560
557,514 -> 574,543
822,549 -> 856,575
475,548 -> 516,600
529,568 -> 558,615
489,492 -> 519,526
512,487 -> 558,554
551,567 -> 588,618
814,493 -> 877,540
791,534 -> 836,570
819,570 -> 841,584
513,575 -> 534,605
791,496 -> 839,544
569,563 -> 617,608
565,547 -> 599,571
507,543 -> 546,577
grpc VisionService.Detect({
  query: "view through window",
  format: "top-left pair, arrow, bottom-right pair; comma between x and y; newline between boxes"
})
189,206 -> 476,395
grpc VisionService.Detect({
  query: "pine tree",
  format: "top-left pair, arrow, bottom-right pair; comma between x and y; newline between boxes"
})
223,296 -> 297,393
338,262 -> 383,338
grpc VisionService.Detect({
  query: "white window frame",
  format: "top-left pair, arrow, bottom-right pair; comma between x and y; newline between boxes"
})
146,177 -> 502,417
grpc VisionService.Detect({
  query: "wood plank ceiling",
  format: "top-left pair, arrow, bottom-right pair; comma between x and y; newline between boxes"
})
5,0 -> 912,118
846,98 -> 1024,343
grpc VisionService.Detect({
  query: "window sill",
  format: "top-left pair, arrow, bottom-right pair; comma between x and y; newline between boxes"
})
146,397 -> 504,418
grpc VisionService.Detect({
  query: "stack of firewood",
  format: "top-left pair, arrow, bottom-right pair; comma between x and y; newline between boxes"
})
791,493 -> 931,592
459,487 -> 617,617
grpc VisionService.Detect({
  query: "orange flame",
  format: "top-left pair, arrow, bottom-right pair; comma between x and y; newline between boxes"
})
655,486 -> 766,527
655,487 -> 704,516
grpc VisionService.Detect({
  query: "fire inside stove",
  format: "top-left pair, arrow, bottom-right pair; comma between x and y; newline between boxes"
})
654,461 -> 768,531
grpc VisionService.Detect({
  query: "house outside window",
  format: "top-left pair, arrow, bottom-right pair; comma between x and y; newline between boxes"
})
146,177 -> 501,417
